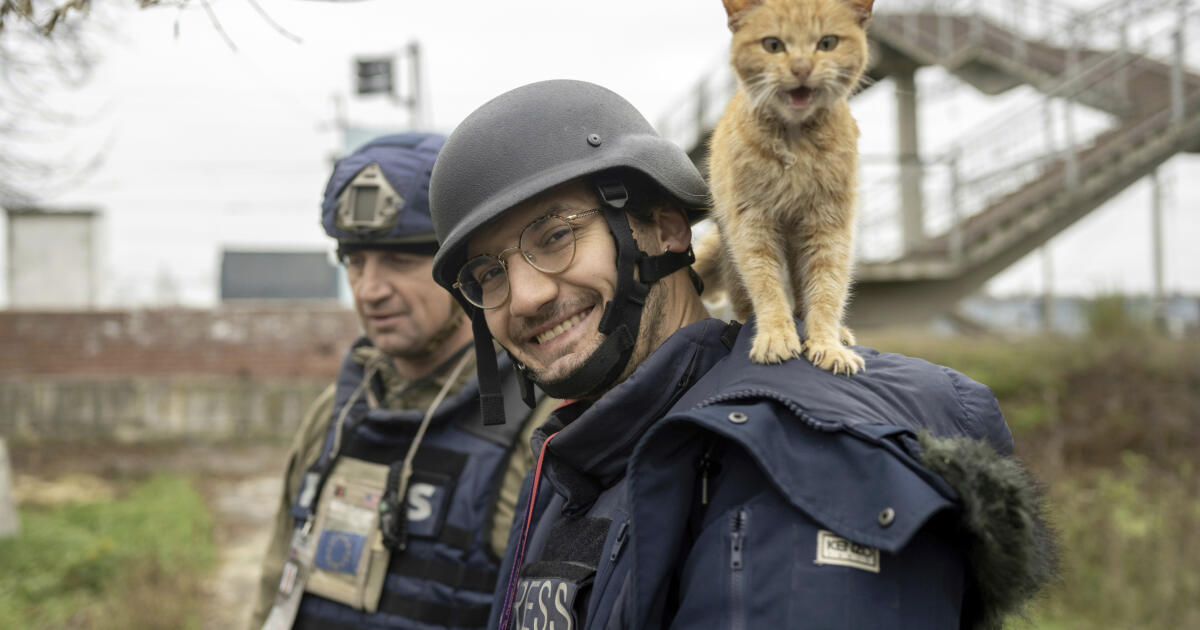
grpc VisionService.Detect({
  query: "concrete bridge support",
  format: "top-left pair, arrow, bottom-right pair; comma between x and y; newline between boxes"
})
894,62 -> 926,254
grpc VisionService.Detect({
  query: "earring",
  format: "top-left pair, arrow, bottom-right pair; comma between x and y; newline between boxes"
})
663,245 -> 672,254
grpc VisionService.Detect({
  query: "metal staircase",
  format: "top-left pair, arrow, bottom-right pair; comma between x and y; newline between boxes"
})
660,0 -> 1200,327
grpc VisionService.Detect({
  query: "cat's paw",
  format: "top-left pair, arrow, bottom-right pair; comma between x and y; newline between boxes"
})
838,325 -> 857,346
805,338 -> 865,375
749,327 -> 805,364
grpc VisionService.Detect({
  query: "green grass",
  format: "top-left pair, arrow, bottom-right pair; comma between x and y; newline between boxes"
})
1015,453 -> 1200,630
0,474 -> 215,630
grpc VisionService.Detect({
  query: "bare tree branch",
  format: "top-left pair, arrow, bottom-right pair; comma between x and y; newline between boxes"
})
198,0 -> 236,52
0,0 -> 307,206
0,0 -> 106,206
246,0 -> 301,43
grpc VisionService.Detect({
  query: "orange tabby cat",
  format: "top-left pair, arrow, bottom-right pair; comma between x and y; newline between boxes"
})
699,0 -> 870,373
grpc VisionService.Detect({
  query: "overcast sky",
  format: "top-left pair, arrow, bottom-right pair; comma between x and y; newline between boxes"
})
3,0 -> 1197,307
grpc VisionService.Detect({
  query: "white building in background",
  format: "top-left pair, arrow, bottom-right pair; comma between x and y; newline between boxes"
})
5,207 -> 102,309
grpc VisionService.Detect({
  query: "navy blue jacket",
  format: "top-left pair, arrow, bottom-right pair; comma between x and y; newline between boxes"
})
488,318 -> 1051,630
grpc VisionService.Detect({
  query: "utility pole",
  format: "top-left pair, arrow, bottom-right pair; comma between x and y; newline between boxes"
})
405,40 -> 425,130
1151,169 -> 1167,331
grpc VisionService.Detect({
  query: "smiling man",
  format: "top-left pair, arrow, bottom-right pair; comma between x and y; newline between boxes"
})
427,80 -> 1056,629
463,179 -> 702,390
250,134 -> 555,630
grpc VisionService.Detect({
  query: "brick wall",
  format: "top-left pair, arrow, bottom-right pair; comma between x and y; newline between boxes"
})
0,307 -> 363,441
0,306 -> 361,379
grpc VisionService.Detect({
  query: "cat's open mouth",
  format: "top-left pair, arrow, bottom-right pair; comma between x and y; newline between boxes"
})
786,86 -> 813,109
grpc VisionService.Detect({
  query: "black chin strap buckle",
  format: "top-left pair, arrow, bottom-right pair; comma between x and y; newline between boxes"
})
637,245 -> 695,285
515,363 -> 537,409
596,181 -> 628,209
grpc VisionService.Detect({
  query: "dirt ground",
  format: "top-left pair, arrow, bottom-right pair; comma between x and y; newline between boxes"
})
8,442 -> 290,630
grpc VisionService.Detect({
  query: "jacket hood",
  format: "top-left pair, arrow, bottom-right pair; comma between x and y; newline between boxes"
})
673,317 -> 1014,454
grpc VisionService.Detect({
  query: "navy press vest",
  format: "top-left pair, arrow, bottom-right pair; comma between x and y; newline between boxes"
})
293,341 -> 530,630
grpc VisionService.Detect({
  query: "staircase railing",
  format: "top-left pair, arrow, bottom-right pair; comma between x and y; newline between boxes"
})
857,13 -> 1198,263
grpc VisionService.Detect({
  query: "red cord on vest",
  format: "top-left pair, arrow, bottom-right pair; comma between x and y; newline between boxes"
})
497,431 -> 557,630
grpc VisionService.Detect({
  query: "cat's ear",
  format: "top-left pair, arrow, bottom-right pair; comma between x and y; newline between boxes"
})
722,0 -> 761,31
843,0 -> 874,26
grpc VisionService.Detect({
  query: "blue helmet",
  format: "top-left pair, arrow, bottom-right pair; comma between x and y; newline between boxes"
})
322,133 -> 446,255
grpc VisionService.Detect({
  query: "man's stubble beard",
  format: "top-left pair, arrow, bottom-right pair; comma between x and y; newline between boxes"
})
529,280 -> 668,399
370,328 -> 431,360
614,280 -> 668,386
371,298 -> 465,361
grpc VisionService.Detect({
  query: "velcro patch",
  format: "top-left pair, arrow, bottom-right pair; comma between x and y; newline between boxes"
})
814,530 -> 880,573
510,577 -> 580,630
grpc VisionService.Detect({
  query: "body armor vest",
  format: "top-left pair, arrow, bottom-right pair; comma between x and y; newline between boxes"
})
292,341 -> 531,630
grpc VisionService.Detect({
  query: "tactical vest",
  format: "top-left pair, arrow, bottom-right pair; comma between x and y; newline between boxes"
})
291,342 -> 534,630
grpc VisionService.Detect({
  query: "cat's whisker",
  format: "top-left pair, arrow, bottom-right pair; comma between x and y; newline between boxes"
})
741,76 -> 778,116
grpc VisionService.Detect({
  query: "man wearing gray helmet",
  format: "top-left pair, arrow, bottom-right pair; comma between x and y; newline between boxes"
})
427,81 -> 1056,629
250,134 -> 556,630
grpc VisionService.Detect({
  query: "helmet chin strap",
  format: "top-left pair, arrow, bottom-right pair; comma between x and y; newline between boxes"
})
474,179 -> 696,425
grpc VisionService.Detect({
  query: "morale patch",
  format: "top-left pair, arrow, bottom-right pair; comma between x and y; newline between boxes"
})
814,530 -> 880,573
510,577 -> 579,630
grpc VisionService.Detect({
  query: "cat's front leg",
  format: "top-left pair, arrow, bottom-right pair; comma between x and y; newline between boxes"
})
725,210 -> 804,364
794,208 -> 865,375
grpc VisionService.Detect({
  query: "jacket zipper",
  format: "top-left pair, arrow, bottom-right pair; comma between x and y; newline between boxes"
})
609,520 -> 630,562
730,508 -> 747,630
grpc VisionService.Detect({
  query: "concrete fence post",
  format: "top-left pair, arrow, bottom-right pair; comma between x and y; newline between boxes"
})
0,437 -> 18,538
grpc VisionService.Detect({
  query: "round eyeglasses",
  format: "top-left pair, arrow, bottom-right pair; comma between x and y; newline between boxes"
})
454,209 -> 603,309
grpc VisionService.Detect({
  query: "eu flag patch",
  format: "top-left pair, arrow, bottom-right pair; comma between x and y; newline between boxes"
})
314,530 -> 365,575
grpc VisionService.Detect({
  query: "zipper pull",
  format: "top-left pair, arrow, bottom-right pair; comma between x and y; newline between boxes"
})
696,440 -> 723,506
609,520 -> 630,562
731,509 -> 746,570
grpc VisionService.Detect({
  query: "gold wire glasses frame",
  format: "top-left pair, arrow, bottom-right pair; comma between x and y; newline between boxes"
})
453,208 -> 604,309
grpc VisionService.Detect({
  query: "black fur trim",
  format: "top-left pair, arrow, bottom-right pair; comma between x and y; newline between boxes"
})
918,433 -> 1060,630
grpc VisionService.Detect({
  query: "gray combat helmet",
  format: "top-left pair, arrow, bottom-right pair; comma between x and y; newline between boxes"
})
428,79 -> 709,425
429,79 -> 708,292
